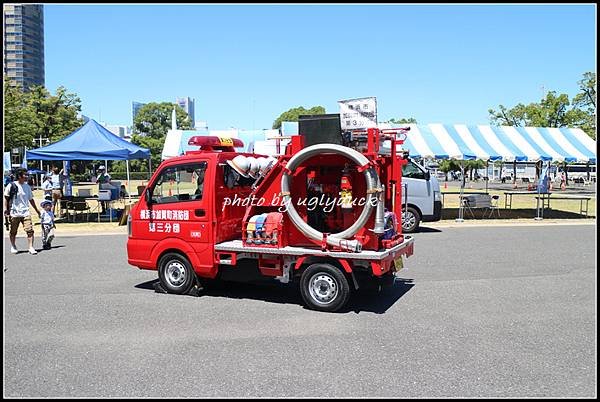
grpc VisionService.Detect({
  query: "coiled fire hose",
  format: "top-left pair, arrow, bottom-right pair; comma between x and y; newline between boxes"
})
280,144 -> 384,252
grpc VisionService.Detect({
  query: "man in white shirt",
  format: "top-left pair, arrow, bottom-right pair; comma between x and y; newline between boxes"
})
4,168 -> 42,255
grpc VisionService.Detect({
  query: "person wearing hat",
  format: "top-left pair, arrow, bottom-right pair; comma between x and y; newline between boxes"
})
39,198 -> 56,250
226,155 -> 251,178
41,173 -> 53,201
95,165 -> 112,214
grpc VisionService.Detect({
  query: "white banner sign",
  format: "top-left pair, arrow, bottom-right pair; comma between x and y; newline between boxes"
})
338,97 -> 377,130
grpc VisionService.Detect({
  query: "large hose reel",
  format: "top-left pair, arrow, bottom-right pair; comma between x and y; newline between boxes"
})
280,144 -> 385,252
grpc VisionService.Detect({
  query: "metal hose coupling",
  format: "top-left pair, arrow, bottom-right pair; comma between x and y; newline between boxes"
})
373,172 -> 386,234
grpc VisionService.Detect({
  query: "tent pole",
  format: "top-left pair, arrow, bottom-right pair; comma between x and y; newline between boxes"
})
485,160 -> 489,193
456,160 -> 465,222
126,159 -> 131,203
535,161 -> 542,220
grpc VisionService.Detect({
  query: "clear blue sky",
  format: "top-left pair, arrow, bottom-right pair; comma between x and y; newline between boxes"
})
44,4 -> 596,129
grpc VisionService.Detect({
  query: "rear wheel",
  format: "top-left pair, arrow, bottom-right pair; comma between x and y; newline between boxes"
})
401,206 -> 420,233
300,263 -> 350,312
158,252 -> 196,294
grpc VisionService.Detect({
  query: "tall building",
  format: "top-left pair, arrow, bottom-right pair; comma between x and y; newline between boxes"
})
3,3 -> 44,90
132,101 -> 146,125
194,120 -> 208,130
103,124 -> 128,139
176,97 -> 195,125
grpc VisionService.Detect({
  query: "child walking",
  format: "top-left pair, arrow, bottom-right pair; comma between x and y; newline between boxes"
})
40,199 -> 56,250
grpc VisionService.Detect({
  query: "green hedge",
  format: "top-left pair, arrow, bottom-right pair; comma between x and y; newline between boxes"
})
70,172 -> 151,182
110,172 -> 152,180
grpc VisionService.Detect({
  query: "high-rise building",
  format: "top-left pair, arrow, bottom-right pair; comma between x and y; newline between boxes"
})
132,101 -> 146,125
104,124 -> 128,139
194,120 -> 208,130
176,97 -> 195,125
3,3 -> 44,90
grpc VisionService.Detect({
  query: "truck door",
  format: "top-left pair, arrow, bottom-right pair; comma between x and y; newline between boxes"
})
145,160 -> 213,271
402,160 -> 433,216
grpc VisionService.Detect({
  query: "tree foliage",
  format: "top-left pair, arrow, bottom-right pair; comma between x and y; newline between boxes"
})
385,117 -> 417,124
4,77 -> 83,151
131,102 -> 193,170
4,79 -> 38,150
272,106 -> 326,129
438,159 -> 486,180
488,72 -> 596,139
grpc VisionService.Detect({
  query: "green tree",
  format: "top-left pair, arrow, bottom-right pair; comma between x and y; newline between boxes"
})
385,117 -> 418,124
131,102 -> 193,170
438,159 -> 460,181
4,78 -> 83,151
572,72 -> 596,138
272,106 -> 326,129
465,159 -> 486,180
4,78 -> 38,150
488,72 -> 596,139
27,85 -> 84,142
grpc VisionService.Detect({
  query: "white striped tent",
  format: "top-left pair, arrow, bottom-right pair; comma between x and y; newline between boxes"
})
385,124 -> 596,163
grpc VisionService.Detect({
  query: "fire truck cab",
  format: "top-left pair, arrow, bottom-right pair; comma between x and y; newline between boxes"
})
127,130 -> 415,312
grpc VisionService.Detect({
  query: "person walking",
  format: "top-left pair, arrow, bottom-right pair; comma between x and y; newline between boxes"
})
40,199 -> 56,250
4,168 -> 42,255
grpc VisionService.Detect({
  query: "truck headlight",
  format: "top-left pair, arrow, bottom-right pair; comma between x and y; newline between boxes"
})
434,191 -> 441,202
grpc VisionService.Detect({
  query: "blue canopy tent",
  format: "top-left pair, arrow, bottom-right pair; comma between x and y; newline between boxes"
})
26,119 -> 151,199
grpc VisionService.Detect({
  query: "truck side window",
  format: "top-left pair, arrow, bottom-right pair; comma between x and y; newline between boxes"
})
402,161 -> 426,179
151,162 -> 208,204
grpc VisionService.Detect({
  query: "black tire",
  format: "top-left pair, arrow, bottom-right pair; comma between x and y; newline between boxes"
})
401,206 -> 421,233
158,252 -> 196,295
300,263 -> 351,312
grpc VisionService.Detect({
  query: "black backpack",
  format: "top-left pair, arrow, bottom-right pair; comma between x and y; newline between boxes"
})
8,182 -> 18,200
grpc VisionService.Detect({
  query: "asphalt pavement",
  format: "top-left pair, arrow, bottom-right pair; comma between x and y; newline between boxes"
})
3,224 -> 596,398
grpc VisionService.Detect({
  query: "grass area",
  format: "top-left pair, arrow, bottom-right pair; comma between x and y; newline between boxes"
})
441,189 -> 596,217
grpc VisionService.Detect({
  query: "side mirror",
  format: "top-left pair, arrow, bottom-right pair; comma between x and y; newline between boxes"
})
425,170 -> 431,181
144,189 -> 152,205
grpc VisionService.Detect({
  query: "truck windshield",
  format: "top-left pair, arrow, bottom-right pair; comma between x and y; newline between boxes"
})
151,162 -> 207,204
402,161 -> 426,179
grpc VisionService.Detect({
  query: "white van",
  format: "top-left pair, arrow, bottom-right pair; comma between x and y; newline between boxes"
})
401,159 -> 442,233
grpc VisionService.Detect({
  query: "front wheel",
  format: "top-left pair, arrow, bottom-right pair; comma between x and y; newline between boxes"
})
158,252 -> 196,295
401,207 -> 421,233
300,263 -> 351,312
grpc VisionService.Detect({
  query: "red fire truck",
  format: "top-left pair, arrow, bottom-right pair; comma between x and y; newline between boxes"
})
127,128 -> 414,312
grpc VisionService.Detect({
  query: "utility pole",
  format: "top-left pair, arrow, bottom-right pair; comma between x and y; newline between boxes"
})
38,135 -> 44,171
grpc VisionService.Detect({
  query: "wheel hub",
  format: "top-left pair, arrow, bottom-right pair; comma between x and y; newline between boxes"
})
402,212 -> 415,230
166,261 -> 186,287
308,273 -> 338,305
